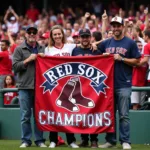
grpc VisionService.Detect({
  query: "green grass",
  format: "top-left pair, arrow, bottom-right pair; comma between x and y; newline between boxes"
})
0,140 -> 150,150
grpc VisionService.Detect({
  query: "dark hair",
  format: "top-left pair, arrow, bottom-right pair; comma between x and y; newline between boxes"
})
66,28 -> 72,33
135,40 -> 142,44
144,30 -> 150,38
1,40 -> 10,46
4,75 -> 16,87
135,27 -> 143,38
92,31 -> 102,41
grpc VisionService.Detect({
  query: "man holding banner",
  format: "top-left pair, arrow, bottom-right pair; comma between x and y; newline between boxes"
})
72,28 -> 101,148
98,16 -> 141,149
13,25 -> 46,148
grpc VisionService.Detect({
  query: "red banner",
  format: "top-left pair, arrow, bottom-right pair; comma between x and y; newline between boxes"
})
35,55 -> 114,134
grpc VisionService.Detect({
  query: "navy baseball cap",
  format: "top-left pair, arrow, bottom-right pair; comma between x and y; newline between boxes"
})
26,25 -> 38,32
79,29 -> 91,36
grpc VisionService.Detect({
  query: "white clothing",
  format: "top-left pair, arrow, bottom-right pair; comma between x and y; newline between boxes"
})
45,43 -> 76,56
7,21 -> 19,33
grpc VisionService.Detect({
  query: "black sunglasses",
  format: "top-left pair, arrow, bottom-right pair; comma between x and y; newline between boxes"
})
27,31 -> 37,35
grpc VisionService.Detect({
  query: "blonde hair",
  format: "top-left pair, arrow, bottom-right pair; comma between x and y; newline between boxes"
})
48,25 -> 66,47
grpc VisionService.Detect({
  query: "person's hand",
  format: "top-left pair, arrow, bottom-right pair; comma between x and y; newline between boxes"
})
84,12 -> 90,19
90,43 -> 97,51
24,54 -> 37,65
103,53 -> 110,57
102,10 -> 108,20
38,53 -> 45,57
119,8 -> 123,16
28,54 -> 37,61
124,18 -> 129,26
10,8 -> 15,13
114,54 -> 122,61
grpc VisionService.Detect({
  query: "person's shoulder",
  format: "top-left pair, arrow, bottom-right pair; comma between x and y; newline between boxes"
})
124,36 -> 135,43
102,38 -> 112,44
73,46 -> 82,51
15,42 -> 26,50
144,43 -> 150,48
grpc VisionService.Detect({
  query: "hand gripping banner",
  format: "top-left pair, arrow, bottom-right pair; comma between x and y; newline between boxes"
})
35,55 -> 114,134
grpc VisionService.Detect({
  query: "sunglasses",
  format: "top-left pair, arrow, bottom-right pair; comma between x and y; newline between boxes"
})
27,31 -> 37,35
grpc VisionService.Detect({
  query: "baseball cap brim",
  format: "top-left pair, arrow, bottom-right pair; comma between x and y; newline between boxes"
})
80,33 -> 91,36
110,21 -> 123,25
26,26 -> 38,32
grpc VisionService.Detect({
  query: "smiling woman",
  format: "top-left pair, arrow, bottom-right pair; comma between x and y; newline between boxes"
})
43,25 -> 79,148
45,25 -> 76,57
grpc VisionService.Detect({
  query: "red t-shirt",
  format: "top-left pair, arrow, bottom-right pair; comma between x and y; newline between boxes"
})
0,50 -> 12,75
10,44 -> 18,54
4,85 -> 18,105
144,43 -> 150,81
26,8 -> 40,21
132,54 -> 148,86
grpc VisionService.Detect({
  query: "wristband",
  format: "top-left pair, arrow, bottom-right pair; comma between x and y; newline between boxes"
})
121,57 -> 125,62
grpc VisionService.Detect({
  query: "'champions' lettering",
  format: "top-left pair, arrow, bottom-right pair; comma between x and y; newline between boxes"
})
39,111 -> 111,127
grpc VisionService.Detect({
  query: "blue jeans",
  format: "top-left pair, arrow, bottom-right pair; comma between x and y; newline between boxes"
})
19,90 -> 45,145
106,87 -> 131,145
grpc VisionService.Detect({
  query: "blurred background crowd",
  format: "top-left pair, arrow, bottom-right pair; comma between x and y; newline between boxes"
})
1,0 -> 150,109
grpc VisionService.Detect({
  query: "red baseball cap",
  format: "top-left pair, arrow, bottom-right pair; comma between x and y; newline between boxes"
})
42,32 -> 50,39
72,32 -> 79,37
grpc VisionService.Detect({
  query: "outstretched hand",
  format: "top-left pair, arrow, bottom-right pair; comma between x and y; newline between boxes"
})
102,10 -> 108,20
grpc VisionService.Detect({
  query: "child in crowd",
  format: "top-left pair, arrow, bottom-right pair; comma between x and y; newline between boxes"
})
3,75 -> 18,105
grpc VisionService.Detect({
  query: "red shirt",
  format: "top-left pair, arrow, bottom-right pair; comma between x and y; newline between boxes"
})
143,43 -> 150,81
26,8 -> 40,21
10,44 -> 18,54
0,51 -> 12,75
132,54 -> 148,86
4,85 -> 18,105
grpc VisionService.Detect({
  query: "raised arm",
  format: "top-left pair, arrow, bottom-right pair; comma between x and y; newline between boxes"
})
143,8 -> 149,31
81,12 -> 90,29
4,9 -> 10,23
10,8 -> 19,21
101,10 -> 108,39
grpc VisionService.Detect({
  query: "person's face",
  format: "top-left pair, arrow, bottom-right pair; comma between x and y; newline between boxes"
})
66,23 -> 72,29
111,23 -> 123,37
26,29 -> 37,43
52,29 -> 63,44
16,37 -> 25,45
143,34 -> 148,43
88,20 -> 94,29
66,30 -> 72,37
5,76 -> 12,86
137,42 -> 143,52
0,42 -> 8,51
73,36 -> 80,44
80,35 -> 91,47
73,23 -> 79,31
107,30 -> 113,38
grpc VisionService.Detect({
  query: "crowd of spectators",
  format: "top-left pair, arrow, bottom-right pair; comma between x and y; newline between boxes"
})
0,1 -> 150,109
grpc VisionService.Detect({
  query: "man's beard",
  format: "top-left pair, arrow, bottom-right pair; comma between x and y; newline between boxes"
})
81,41 -> 90,48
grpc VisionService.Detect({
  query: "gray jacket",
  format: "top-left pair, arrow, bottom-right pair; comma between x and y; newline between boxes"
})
13,42 -> 44,89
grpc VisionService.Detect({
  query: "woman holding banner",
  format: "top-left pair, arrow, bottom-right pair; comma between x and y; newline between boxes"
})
44,25 -> 79,148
